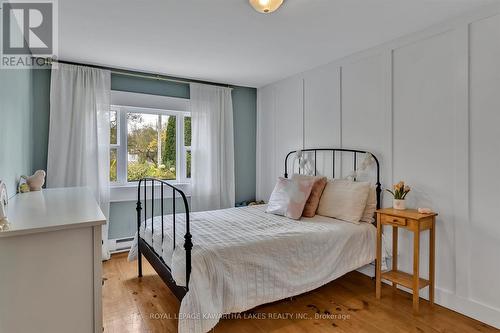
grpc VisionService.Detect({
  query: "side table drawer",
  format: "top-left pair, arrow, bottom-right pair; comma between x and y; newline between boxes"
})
381,214 -> 407,226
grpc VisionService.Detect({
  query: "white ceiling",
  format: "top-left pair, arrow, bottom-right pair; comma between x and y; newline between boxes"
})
59,0 -> 496,88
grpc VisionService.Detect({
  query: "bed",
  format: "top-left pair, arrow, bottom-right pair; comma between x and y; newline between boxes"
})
129,148 -> 382,333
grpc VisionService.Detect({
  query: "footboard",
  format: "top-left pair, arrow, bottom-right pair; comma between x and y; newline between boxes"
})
136,178 -> 192,299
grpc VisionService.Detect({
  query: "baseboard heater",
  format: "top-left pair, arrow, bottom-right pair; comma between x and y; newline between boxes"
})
109,236 -> 135,253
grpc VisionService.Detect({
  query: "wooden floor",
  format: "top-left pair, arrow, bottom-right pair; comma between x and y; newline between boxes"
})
103,253 -> 497,333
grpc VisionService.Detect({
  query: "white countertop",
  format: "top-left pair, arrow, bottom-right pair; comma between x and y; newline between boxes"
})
0,187 -> 106,238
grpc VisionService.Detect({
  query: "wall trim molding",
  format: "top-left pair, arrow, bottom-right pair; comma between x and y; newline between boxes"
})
453,24 -> 472,300
436,287 -> 500,329
358,267 -> 500,328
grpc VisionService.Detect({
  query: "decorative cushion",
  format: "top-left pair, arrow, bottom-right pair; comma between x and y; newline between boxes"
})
292,174 -> 327,217
266,177 -> 315,220
360,186 -> 377,223
317,179 -> 371,224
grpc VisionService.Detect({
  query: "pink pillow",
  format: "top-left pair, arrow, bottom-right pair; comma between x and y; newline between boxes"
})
266,177 -> 315,220
292,174 -> 327,217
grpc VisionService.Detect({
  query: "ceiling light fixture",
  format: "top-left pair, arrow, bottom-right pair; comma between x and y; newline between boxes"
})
249,0 -> 284,14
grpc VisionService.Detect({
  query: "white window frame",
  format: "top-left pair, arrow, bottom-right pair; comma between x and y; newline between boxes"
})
109,91 -> 191,195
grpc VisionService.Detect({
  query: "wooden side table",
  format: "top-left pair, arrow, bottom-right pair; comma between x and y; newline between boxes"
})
375,208 -> 437,313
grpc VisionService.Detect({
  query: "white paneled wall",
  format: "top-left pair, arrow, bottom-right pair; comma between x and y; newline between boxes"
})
303,64 -> 341,150
469,14 -> 500,311
303,64 -> 341,180
256,5 -> 500,328
274,77 -> 304,179
393,30 -> 459,295
341,52 -> 392,205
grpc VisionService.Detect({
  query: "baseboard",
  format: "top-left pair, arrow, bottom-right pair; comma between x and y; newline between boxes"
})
435,289 -> 500,329
357,265 -> 500,329
108,236 -> 134,253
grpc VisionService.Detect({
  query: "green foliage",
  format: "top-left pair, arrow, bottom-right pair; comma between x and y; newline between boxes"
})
126,114 -> 177,181
110,110 -> 118,144
110,124 -> 117,145
184,116 -> 191,146
162,116 -> 176,166
186,150 -> 191,178
127,162 -> 175,181
128,126 -> 158,164
110,149 -> 117,182
110,113 -> 191,182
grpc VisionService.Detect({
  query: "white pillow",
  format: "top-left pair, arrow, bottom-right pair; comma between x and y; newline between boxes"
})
317,179 -> 371,224
360,186 -> 377,223
266,177 -> 315,220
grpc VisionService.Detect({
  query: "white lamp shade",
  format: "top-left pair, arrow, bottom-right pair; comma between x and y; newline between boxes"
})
249,0 -> 284,13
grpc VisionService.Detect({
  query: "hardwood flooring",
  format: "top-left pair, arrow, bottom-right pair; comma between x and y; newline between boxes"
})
103,253 -> 498,333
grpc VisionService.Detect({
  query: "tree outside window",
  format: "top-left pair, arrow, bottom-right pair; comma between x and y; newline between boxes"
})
110,107 -> 191,184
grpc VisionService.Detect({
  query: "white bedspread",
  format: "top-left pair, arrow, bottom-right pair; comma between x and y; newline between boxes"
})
128,205 -> 381,333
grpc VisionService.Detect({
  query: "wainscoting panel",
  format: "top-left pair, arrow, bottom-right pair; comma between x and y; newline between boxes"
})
274,77 -> 304,180
469,13 -> 500,311
392,29 -> 458,297
256,4 -> 500,328
303,64 -> 341,178
340,52 -> 392,196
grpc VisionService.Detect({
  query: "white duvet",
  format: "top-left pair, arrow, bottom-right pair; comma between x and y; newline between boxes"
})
128,205 -> 383,333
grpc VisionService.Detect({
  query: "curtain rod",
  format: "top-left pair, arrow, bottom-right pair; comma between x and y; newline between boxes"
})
43,58 -> 233,89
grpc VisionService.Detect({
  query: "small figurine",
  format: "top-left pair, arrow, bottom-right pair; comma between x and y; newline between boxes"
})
26,170 -> 46,191
18,176 -> 30,193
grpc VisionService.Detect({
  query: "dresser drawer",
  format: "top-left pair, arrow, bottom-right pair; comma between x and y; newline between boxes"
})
381,214 -> 407,226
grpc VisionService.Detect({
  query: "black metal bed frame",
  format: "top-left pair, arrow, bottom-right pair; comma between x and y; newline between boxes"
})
136,148 -> 382,301
136,178 -> 192,299
284,148 -> 382,210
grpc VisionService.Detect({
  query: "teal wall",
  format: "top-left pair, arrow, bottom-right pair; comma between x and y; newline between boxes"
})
0,70 -> 34,197
31,69 -> 51,172
232,86 -> 257,204
112,73 -> 190,99
109,197 -> 190,239
1,68 -> 257,239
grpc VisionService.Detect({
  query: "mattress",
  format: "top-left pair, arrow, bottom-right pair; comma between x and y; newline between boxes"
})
129,204 -> 382,333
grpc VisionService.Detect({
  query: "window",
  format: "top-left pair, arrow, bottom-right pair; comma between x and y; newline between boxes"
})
110,105 -> 191,185
184,116 -> 191,178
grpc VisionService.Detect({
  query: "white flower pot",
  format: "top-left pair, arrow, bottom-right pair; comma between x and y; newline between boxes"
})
393,199 -> 406,210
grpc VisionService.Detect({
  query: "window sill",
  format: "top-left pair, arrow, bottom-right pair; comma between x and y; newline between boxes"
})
110,181 -> 191,188
110,182 -> 191,202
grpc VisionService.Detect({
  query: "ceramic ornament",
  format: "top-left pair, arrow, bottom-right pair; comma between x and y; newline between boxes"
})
26,170 -> 46,191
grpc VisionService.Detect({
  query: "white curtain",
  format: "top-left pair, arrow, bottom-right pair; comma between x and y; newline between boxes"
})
190,83 -> 235,211
47,63 -> 111,260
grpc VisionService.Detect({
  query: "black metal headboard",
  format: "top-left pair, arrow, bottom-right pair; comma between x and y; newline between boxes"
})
284,148 -> 382,209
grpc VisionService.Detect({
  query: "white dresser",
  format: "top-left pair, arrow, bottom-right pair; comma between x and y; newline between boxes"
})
0,187 -> 106,333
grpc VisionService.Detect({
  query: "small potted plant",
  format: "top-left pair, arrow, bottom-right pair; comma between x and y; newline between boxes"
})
386,181 -> 411,210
